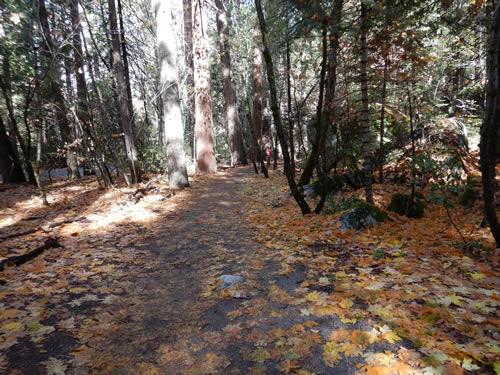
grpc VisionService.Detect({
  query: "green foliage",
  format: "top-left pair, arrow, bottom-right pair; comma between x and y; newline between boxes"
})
388,192 -> 425,219
458,176 -> 477,208
141,143 -> 166,174
325,195 -> 361,214
373,248 -> 386,259
350,202 -> 387,223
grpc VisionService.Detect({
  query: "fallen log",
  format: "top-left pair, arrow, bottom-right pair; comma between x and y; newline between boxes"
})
0,217 -> 85,241
0,238 -> 61,271
128,175 -> 163,204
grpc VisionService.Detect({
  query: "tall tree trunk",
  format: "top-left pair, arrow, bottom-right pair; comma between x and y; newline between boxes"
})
71,0 -> 113,187
255,0 -> 310,215
252,23 -> 263,165
360,0 -> 374,203
192,0 -> 217,173
215,0 -> 247,166
480,2 -> 500,246
153,0 -> 189,188
378,55 -> 388,184
37,0 -> 80,180
0,56 -> 36,184
286,38 -> 295,176
0,115 -> 26,183
108,0 -> 140,183
314,0 -> 343,214
183,0 -> 195,158
117,0 -> 135,127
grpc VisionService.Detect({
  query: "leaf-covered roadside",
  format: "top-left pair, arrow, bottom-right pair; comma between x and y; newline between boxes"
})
243,170 -> 499,374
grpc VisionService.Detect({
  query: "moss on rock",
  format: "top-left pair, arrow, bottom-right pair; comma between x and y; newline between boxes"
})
388,192 -> 425,219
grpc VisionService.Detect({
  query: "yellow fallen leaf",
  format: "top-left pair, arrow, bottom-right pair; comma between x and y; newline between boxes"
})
3,322 -> 23,331
383,331 -> 401,344
69,287 -> 87,294
451,293 -> 463,306
468,272 -> 484,280
339,298 -> 353,309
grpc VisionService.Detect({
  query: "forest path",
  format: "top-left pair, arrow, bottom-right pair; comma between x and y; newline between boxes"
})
3,165 -> 496,374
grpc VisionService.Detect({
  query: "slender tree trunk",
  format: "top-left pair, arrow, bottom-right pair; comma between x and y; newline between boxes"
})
71,0 -> 113,187
360,0 -> 374,203
0,56 -> 36,184
37,0 -> 80,180
215,0 -> 247,166
378,55 -> 388,184
183,0 -> 195,158
313,0 -> 343,214
480,2 -> 500,246
286,38 -> 295,176
34,124 -> 49,206
192,0 -> 217,173
255,0 -> 310,214
117,0 -> 135,127
108,0 -> 140,183
0,116 -> 26,183
252,23 -> 263,165
153,0 -> 189,188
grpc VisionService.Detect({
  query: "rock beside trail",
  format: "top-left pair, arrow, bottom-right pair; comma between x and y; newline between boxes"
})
339,202 -> 387,231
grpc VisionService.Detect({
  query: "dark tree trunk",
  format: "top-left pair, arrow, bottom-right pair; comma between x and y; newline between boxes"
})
0,116 -> 26,183
117,0 -> 135,127
37,0 -> 80,180
108,0 -> 140,183
252,24 -> 263,165
215,0 -> 247,166
255,0 -> 310,215
480,3 -> 500,246
0,56 -> 36,184
286,38 -> 295,176
360,0 -> 374,203
183,0 -> 195,158
71,0 -> 113,187
378,55 -> 388,184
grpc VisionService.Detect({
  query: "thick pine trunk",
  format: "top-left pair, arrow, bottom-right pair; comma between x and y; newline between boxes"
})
215,0 -> 247,166
480,3 -> 500,246
108,0 -> 140,183
0,116 -> 26,183
153,0 -> 189,188
192,0 -> 217,173
255,0 -> 310,215
360,0 -> 374,203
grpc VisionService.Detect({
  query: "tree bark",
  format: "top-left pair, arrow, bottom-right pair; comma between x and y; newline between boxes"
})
480,2 -> 500,246
0,115 -> 26,183
360,0 -> 374,203
108,0 -> 140,183
215,0 -> 247,166
117,0 -> 135,127
37,0 -> 80,180
192,0 -> 217,173
153,0 -> 189,188
71,0 -> 113,187
0,56 -> 36,185
255,0 -> 310,215
183,0 -> 195,158
286,38 -> 295,176
252,23 -> 263,165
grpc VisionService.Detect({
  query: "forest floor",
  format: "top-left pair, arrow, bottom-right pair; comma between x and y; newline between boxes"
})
0,165 -> 498,375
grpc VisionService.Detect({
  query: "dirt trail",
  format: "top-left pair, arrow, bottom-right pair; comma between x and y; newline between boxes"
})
6,166 -> 491,374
